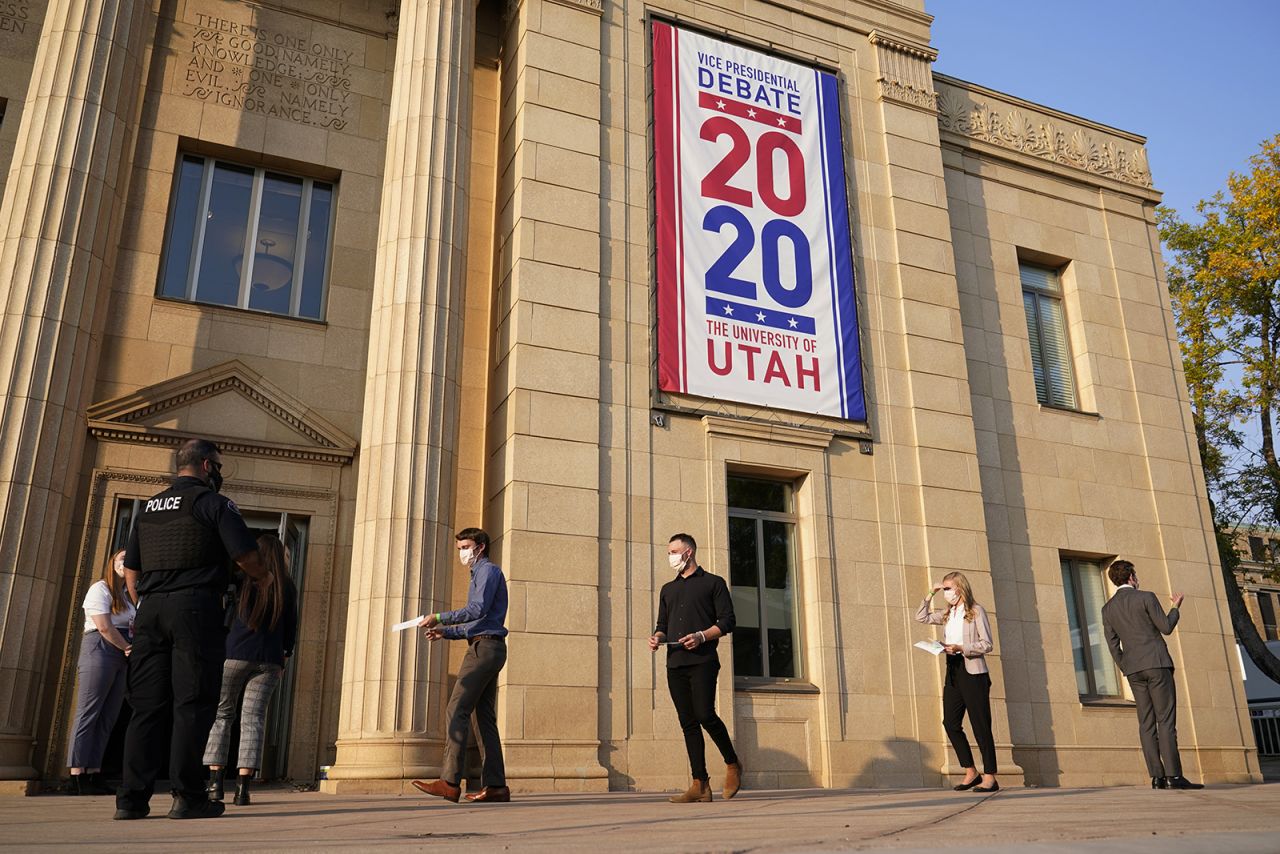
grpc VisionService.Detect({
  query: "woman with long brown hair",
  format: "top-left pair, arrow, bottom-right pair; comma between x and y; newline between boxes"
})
915,571 -> 999,793
202,533 -> 297,806
66,549 -> 137,795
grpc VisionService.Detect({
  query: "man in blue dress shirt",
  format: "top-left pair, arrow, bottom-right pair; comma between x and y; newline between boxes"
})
412,527 -> 510,803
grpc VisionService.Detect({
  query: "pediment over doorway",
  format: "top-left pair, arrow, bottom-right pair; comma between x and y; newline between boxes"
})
86,360 -> 356,465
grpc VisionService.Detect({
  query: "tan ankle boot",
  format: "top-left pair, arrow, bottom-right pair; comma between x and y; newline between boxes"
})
668,779 -> 712,803
724,761 -> 743,800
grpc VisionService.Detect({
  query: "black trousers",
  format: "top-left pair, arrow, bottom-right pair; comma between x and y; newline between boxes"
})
1127,667 -> 1180,778
942,654 -> 997,775
441,637 -> 507,788
667,659 -> 738,781
117,591 -> 225,810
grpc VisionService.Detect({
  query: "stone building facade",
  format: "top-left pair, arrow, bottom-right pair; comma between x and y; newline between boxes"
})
0,0 -> 1262,793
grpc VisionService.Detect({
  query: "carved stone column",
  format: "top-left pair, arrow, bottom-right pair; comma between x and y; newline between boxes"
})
323,0 -> 476,792
0,0 -> 153,786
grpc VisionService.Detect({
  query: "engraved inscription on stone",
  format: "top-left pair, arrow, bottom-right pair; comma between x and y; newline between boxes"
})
180,12 -> 355,132
0,1 -> 42,58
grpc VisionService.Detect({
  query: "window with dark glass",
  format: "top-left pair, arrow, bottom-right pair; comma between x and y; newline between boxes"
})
158,154 -> 335,320
1060,558 -> 1122,699
1021,263 -> 1078,409
727,475 -> 801,681
1259,591 -> 1278,642
1248,535 -> 1267,562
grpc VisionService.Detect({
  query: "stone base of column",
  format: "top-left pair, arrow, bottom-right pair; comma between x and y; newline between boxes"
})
0,780 -> 38,796
320,736 -> 445,793
502,740 -> 610,793
0,736 -> 37,790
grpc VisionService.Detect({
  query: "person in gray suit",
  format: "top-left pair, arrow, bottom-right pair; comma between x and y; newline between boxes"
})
1100,559 -> 1203,790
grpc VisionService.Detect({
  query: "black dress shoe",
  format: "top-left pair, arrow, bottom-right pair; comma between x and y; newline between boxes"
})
1165,776 -> 1204,790
1152,776 -> 1168,789
953,778 -> 981,791
167,796 -> 226,819
973,781 -> 1000,793
113,806 -> 149,820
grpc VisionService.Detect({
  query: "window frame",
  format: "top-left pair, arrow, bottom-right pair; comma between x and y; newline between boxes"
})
1020,262 -> 1079,410
726,474 -> 804,685
157,153 -> 337,322
1061,557 -> 1125,701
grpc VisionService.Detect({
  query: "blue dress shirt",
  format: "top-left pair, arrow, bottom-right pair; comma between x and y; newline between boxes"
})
439,556 -> 509,640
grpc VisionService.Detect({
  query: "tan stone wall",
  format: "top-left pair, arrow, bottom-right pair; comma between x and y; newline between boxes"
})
939,77 -> 1259,785
0,0 -> 46,200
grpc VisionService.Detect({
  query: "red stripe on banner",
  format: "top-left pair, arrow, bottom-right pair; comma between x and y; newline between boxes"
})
674,31 -> 688,390
697,90 -> 803,134
652,22 -> 683,393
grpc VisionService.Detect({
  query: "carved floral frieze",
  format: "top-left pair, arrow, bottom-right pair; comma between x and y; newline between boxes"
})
935,79 -> 1153,188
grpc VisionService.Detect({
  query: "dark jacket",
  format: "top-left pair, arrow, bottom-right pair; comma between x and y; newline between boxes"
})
226,578 -> 298,666
1101,586 -> 1178,675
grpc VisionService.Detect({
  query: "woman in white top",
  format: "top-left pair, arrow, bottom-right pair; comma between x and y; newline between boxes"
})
66,549 -> 136,795
915,571 -> 999,793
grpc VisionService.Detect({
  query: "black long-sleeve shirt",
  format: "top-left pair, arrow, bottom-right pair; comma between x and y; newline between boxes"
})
655,566 -> 735,668
226,578 -> 298,666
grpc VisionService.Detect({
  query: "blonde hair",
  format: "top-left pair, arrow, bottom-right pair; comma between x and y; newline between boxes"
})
943,571 -> 978,623
100,549 -> 129,615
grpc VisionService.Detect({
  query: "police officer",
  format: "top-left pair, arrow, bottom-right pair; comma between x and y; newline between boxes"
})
114,439 -> 269,820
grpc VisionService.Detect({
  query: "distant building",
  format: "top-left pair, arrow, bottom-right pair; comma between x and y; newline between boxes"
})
0,0 -> 1263,793
1234,527 -> 1280,641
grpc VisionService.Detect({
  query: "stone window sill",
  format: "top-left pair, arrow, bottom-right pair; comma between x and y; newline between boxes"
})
734,679 -> 820,695
1080,697 -> 1134,709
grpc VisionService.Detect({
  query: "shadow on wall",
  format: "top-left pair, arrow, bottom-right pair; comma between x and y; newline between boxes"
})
957,176 -> 1062,787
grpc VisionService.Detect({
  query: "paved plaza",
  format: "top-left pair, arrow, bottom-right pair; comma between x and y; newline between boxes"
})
2,782 -> 1278,853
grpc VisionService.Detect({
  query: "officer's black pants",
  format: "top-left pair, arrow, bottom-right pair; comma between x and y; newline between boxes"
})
117,590 -> 225,810
667,659 -> 738,781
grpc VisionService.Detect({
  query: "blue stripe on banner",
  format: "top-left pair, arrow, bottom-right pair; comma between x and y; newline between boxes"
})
814,71 -> 848,418
705,298 -> 817,335
817,71 -> 866,422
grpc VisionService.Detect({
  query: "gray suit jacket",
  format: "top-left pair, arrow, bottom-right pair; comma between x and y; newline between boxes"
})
1101,586 -> 1178,676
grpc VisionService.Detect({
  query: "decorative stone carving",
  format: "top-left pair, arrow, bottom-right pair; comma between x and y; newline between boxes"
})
935,76 -> 1153,188
869,31 -> 937,113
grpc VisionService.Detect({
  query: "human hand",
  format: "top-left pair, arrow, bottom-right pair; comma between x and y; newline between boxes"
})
424,627 -> 445,641
1171,593 -> 1185,608
943,644 -> 962,654
649,633 -> 664,652
932,583 -> 943,595
679,632 -> 703,650
420,613 -> 441,629
124,645 -> 132,657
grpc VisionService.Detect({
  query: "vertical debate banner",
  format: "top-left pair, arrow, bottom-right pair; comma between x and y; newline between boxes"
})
652,21 -> 865,421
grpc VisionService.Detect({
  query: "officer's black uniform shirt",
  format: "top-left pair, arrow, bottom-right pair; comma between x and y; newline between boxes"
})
655,565 -> 736,668
124,476 -> 258,596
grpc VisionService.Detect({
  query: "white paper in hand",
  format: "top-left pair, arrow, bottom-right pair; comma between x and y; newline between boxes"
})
914,639 -> 945,656
392,616 -> 425,632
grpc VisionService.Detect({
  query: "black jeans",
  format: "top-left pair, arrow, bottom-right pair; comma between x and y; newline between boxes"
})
942,653 -> 997,775
117,590 -> 225,810
441,637 -> 507,788
667,659 -> 738,781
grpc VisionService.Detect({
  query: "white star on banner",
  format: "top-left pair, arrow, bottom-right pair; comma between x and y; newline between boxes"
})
756,311 -> 767,322
788,317 -> 799,328
777,117 -> 787,127
716,100 -> 726,110
747,108 -> 757,118
723,304 -> 734,316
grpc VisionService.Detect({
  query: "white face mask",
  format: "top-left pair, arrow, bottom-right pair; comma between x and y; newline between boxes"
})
942,588 -> 960,605
458,547 -> 476,566
668,551 -> 687,571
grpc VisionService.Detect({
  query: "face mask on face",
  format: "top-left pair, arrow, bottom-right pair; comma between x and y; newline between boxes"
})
206,461 -> 224,493
942,588 -> 960,605
668,551 -> 687,571
459,547 -> 475,566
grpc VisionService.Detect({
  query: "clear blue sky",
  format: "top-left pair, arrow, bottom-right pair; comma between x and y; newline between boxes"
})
927,1 -> 1280,219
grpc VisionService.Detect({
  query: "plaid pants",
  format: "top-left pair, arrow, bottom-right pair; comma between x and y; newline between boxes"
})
202,659 -> 283,772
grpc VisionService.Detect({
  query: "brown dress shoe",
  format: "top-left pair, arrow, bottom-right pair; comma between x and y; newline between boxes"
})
411,779 -> 461,802
724,761 -> 743,800
668,779 -> 712,803
464,786 -> 511,803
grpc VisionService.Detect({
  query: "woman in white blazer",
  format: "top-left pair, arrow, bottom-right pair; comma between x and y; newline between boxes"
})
915,571 -> 999,793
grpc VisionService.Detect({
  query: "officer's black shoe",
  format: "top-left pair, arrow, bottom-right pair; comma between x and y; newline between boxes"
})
207,768 -> 225,801
233,774 -> 252,806
167,796 -> 226,819
112,805 -> 149,820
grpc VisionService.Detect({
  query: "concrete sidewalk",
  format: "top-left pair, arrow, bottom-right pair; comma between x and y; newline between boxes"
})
2,783 -> 1277,853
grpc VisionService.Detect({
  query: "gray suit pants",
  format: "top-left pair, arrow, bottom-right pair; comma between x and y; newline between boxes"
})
441,637 -> 506,788
1128,667 -> 1180,778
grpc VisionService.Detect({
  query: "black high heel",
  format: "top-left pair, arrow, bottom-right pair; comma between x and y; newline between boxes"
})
953,777 -> 981,791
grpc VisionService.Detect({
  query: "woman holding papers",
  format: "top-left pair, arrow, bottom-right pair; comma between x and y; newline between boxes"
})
915,572 -> 999,793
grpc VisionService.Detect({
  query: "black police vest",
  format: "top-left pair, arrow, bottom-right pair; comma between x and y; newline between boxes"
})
135,484 -> 223,572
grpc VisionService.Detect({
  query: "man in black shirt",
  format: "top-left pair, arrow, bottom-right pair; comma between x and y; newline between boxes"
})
115,439 -> 268,820
649,533 -> 743,803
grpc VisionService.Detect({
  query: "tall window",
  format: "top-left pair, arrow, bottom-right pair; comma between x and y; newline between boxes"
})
727,475 -> 801,680
1021,263 -> 1077,409
1258,591 -> 1278,641
158,154 -> 335,320
1060,558 -> 1122,698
